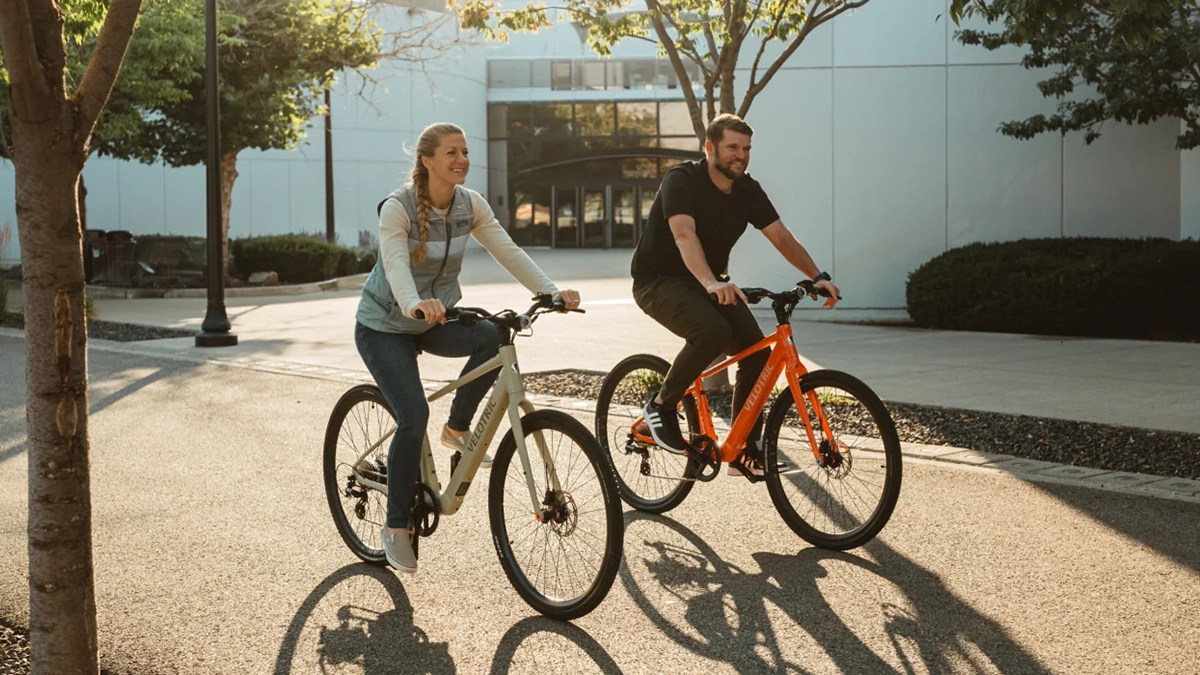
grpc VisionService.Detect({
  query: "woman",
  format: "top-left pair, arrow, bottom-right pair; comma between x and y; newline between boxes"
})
355,122 -> 581,573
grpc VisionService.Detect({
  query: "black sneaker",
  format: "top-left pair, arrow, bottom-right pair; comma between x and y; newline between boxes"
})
642,395 -> 687,455
727,440 -> 787,479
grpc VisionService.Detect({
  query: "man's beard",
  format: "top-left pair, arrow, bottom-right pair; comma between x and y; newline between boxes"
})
714,158 -> 745,180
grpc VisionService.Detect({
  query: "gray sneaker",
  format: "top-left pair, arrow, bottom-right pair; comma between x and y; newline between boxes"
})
441,424 -> 493,467
381,526 -> 417,573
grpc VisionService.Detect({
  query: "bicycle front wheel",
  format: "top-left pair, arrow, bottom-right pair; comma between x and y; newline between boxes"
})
763,370 -> 902,550
489,409 -> 624,621
323,384 -> 392,565
595,354 -> 700,513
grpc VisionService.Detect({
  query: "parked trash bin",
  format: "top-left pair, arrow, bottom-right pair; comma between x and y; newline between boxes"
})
84,229 -> 106,283
103,230 -> 137,286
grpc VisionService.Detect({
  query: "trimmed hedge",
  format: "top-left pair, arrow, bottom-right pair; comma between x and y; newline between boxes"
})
906,237 -> 1200,341
230,234 -> 373,284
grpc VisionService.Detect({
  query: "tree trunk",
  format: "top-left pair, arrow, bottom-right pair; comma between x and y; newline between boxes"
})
219,150 -> 239,282
2,0 -> 140,670
78,176 -> 88,233
14,112 -> 97,675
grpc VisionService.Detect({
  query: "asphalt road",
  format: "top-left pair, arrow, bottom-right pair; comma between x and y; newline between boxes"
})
1,336 -> 1198,674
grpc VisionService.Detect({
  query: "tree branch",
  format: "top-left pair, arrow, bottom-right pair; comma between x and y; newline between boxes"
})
747,0 -> 787,98
739,0 -> 869,117
646,0 -> 706,140
74,0 -> 143,138
0,0 -> 55,118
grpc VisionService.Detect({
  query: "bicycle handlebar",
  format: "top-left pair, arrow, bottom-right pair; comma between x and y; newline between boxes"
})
741,280 -> 842,305
412,293 -> 584,332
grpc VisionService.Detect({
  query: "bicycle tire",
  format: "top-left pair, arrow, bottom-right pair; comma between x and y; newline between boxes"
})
763,370 -> 902,550
488,409 -> 624,620
323,384 -> 392,565
594,354 -> 701,514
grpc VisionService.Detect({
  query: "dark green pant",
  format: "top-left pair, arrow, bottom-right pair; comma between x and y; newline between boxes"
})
633,275 -> 769,441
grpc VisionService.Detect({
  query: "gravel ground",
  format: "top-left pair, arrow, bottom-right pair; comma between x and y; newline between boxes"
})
2,329 -> 1196,671
0,619 -> 29,675
0,312 -> 192,342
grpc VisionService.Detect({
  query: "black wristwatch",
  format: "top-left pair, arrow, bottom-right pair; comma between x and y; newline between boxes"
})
812,271 -> 832,284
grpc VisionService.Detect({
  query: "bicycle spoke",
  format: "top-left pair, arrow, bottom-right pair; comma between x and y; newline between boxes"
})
764,373 -> 901,550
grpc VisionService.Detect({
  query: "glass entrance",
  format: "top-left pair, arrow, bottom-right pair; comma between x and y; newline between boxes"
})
582,188 -> 608,248
548,182 -> 658,248
612,187 -> 638,247
552,186 -> 578,248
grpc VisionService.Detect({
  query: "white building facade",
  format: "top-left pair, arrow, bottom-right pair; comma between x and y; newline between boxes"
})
3,0 -> 1197,308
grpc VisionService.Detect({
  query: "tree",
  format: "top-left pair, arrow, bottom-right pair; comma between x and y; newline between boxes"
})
458,0 -> 871,144
86,0 -> 379,281
1,0 -> 204,231
0,0 -> 142,671
948,0 -> 1200,149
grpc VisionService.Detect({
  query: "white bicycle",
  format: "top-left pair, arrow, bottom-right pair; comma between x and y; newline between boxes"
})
323,295 -> 624,620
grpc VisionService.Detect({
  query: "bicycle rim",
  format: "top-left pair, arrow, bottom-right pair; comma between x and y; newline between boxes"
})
595,354 -> 699,513
489,409 -> 623,620
764,370 -> 902,550
323,385 -> 392,564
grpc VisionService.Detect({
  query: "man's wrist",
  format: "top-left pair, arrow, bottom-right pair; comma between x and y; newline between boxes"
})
812,271 -> 832,284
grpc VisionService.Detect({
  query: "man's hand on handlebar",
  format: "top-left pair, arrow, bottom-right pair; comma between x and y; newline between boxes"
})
706,280 -> 747,306
412,298 -> 446,325
815,279 -> 841,308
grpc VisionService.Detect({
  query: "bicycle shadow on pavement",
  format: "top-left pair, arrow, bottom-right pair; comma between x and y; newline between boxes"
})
488,615 -> 621,674
620,511 -> 1051,674
273,563 -> 454,675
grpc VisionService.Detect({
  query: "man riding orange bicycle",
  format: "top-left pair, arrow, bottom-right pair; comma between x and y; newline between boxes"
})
632,113 -> 840,479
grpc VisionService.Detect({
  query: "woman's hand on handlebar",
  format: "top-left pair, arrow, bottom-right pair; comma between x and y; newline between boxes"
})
554,289 -> 581,310
412,298 -> 446,325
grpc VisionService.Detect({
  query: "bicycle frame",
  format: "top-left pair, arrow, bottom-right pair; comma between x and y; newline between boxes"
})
346,342 -> 559,517
636,321 -> 836,465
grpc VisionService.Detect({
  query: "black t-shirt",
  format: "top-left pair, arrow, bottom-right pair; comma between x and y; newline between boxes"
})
631,158 -> 780,280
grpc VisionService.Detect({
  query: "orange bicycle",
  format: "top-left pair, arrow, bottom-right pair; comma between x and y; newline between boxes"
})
595,281 -> 901,550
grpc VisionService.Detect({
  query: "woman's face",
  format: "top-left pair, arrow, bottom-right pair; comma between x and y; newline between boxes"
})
422,133 -> 470,187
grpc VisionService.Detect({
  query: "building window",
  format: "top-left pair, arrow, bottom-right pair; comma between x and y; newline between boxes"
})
488,61 -> 530,88
497,57 -> 703,92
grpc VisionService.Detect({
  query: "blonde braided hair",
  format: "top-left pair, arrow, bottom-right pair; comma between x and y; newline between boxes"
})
409,122 -> 465,264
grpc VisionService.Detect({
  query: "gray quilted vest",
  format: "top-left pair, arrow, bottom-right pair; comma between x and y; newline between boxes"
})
356,185 -> 473,334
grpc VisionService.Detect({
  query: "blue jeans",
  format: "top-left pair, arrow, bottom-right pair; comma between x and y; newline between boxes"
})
355,320 -> 501,528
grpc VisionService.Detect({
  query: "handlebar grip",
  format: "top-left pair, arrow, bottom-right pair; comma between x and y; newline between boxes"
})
412,307 -> 469,322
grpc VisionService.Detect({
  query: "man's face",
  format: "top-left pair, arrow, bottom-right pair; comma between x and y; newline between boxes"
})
707,130 -> 751,180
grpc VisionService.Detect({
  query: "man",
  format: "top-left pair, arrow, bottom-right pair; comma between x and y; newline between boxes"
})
631,113 -> 840,478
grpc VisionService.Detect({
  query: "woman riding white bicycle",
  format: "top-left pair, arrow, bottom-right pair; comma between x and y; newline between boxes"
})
354,122 -> 580,573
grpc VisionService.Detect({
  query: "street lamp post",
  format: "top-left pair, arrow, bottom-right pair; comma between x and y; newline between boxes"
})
196,0 -> 237,347
325,87 -> 335,244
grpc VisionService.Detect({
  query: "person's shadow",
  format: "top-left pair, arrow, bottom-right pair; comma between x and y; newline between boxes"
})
621,511 -> 1051,674
273,564 -> 454,674
274,565 -> 622,674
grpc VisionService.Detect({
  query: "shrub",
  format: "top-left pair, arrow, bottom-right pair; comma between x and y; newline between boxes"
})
906,237 -> 1200,341
136,235 -> 207,271
230,234 -> 362,284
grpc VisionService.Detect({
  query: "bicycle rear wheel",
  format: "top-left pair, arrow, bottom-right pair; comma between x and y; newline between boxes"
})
594,354 -> 701,513
763,370 -> 902,550
489,409 -> 624,620
323,384 -> 392,564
